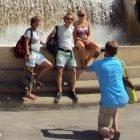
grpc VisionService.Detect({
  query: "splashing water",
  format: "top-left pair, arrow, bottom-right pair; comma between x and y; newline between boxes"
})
0,0 -> 127,45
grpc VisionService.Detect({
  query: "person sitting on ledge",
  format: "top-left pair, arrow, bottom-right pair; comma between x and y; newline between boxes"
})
24,16 -> 53,100
73,9 -> 100,69
47,12 -> 78,103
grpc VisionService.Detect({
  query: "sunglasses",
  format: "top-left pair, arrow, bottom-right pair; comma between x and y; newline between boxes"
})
78,14 -> 85,17
65,17 -> 73,21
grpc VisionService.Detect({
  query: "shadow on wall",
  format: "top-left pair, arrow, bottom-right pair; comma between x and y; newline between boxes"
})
135,0 -> 140,22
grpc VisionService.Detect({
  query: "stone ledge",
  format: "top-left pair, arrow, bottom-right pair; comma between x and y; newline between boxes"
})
0,46 -> 140,69
0,46 -> 140,83
0,66 -> 140,82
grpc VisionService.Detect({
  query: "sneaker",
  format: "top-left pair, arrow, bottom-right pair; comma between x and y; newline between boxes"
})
54,93 -> 62,102
110,132 -> 120,140
70,91 -> 79,102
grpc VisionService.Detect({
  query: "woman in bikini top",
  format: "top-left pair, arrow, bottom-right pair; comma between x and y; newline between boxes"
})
73,9 -> 100,69
76,24 -> 88,40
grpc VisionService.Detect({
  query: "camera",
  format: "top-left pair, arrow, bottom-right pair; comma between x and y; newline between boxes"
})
101,48 -> 105,52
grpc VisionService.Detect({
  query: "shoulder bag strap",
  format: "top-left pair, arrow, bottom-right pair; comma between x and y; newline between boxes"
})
29,29 -> 33,52
55,25 -> 58,39
24,28 -> 33,53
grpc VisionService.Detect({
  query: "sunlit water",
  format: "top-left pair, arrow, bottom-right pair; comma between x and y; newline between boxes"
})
0,0 -> 127,46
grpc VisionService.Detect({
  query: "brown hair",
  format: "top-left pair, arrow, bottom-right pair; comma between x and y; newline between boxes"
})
63,12 -> 74,20
105,41 -> 118,56
30,16 -> 40,25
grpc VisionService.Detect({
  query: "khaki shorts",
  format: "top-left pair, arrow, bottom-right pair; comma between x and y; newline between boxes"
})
98,107 -> 117,129
56,50 -> 77,68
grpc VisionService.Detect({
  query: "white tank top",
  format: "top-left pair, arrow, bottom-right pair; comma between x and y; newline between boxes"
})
55,24 -> 74,50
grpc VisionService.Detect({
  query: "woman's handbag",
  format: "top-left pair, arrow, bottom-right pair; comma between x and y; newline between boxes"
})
120,59 -> 138,104
123,77 -> 138,104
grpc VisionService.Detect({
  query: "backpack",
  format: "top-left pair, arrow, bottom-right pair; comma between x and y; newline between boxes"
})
46,26 -> 58,57
14,28 -> 33,58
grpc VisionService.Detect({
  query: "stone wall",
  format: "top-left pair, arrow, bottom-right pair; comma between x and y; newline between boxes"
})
0,46 -> 140,83
123,0 -> 140,37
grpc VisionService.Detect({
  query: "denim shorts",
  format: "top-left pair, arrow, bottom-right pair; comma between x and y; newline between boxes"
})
56,50 -> 77,68
26,51 -> 47,67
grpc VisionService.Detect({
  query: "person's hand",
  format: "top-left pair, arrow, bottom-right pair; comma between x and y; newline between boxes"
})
83,39 -> 89,45
25,55 -> 30,62
93,47 -> 103,58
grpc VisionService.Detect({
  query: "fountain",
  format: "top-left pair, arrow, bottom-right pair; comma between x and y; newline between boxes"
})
123,0 -> 140,42
0,0 -> 140,93
0,0 -> 134,45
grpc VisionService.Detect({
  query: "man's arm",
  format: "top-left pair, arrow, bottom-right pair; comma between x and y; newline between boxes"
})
46,29 -> 56,43
86,50 -> 103,71
85,57 -> 96,71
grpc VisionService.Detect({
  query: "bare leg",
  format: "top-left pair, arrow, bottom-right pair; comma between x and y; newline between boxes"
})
86,41 -> 100,61
98,107 -> 115,139
24,66 -> 37,100
75,41 -> 86,69
70,68 -> 76,92
37,60 -> 53,85
57,67 -> 64,93
112,109 -> 119,132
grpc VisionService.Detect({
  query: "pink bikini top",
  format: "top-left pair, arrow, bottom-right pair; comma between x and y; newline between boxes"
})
76,24 -> 88,40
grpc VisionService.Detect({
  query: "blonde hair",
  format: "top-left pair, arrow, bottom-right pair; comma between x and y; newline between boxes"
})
77,9 -> 86,16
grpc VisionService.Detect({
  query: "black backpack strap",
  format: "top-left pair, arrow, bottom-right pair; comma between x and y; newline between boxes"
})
55,25 -> 58,31
24,28 -> 33,53
55,25 -> 58,39
29,29 -> 33,52
54,25 -> 58,67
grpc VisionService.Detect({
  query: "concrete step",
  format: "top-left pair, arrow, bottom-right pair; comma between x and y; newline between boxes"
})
0,66 -> 140,82
0,91 -> 140,111
0,78 -> 140,95
0,78 -> 140,110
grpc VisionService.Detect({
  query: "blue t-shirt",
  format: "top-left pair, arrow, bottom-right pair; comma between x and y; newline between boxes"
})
88,57 -> 129,108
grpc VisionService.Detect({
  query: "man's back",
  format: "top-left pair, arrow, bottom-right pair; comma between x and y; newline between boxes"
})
88,57 -> 129,108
